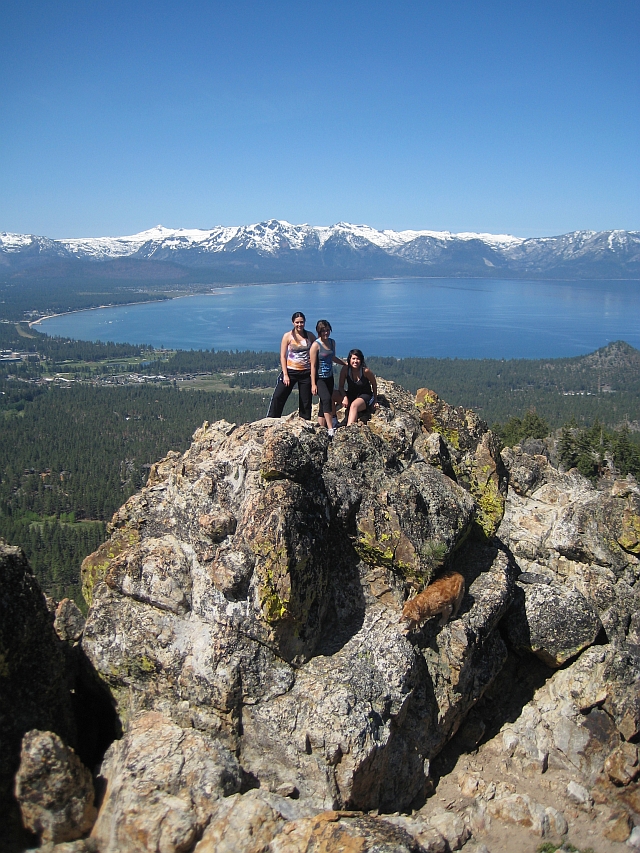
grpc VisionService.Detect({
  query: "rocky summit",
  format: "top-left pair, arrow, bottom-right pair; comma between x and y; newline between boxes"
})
3,378 -> 640,853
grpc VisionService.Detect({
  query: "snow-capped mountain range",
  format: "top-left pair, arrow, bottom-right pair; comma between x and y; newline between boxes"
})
1,221 -> 639,281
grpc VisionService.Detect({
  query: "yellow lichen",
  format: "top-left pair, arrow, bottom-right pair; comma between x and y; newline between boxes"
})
138,655 -> 156,673
252,540 -> 291,624
81,527 -> 140,607
471,475 -> 505,539
415,389 -> 439,407
430,422 -> 460,449
618,512 -> 640,554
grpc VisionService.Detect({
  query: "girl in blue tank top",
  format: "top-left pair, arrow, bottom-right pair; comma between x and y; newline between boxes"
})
310,320 -> 347,435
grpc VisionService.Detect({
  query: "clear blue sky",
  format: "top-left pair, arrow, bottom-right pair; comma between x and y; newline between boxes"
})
1,0 -> 638,238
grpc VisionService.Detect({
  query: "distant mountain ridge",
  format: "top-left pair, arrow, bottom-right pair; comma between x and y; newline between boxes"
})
1,221 -> 639,281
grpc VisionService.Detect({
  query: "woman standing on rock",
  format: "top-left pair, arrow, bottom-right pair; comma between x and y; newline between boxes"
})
338,349 -> 378,425
266,312 -> 316,421
310,319 -> 347,436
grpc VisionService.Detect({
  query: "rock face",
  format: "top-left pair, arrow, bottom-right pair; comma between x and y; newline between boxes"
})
91,711 -> 242,852
14,730 -> 96,844
505,579 -> 602,666
499,448 -> 640,679
80,379 -> 513,821
0,542 -> 77,813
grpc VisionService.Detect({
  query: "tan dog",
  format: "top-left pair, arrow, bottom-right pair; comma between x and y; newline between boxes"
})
401,571 -> 465,632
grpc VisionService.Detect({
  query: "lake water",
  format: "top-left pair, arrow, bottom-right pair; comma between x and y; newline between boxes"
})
36,277 -> 640,359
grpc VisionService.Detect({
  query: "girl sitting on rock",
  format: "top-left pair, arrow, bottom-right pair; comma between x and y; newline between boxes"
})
338,349 -> 378,426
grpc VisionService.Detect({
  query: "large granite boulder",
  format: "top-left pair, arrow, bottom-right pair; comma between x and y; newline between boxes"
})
81,382 -> 514,815
14,730 -> 96,844
505,577 -> 602,666
499,447 -> 640,651
90,711 -> 242,853
415,388 -> 508,538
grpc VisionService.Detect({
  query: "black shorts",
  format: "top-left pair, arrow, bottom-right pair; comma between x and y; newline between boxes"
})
317,374 -> 334,417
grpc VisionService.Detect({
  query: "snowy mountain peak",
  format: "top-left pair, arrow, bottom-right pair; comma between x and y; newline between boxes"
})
1,222 -> 638,280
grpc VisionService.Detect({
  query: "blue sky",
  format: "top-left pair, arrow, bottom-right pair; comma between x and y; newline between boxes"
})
1,0 -> 638,238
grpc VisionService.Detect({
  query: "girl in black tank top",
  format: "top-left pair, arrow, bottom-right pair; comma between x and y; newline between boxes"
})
338,349 -> 378,426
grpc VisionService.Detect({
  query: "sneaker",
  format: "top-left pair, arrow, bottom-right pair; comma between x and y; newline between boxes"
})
327,428 -> 335,438
301,420 -> 314,432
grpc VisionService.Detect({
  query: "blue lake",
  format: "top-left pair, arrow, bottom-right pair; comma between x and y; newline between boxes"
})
36,277 -> 640,359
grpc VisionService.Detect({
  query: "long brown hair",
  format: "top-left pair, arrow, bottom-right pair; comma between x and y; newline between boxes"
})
291,311 -> 308,341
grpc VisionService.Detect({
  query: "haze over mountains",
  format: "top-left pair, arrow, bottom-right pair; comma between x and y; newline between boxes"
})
1,221 -> 639,283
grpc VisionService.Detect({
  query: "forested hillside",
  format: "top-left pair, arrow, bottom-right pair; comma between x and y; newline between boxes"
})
0,385 -> 270,603
368,341 -> 640,426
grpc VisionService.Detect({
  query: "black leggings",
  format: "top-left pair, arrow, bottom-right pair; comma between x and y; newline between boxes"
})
266,371 -> 312,420
317,374 -> 335,417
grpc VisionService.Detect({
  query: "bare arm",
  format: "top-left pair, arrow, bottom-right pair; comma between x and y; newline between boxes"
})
310,342 -> 319,395
338,366 -> 348,406
365,368 -> 378,400
280,333 -> 290,386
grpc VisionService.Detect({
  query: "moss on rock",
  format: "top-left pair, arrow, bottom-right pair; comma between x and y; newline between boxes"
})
81,527 -> 140,607
618,511 -> 640,554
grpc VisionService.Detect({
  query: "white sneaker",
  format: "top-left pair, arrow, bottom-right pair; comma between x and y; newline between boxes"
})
327,428 -> 335,438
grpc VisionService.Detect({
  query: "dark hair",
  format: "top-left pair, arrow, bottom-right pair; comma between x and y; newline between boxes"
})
316,319 -> 332,334
348,348 -> 366,366
291,311 -> 306,323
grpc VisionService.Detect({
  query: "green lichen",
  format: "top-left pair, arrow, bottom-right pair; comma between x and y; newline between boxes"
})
261,574 -> 289,623
415,390 -> 439,408
81,527 -> 140,607
354,538 -> 395,569
355,533 -> 431,586
261,469 -> 285,482
138,655 -> 157,673
618,513 -> 640,554
432,422 -> 460,449
472,475 -> 505,539
252,540 -> 291,623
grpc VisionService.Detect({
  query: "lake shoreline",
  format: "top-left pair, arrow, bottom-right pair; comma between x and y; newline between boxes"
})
33,276 -> 640,361
28,274 -> 640,331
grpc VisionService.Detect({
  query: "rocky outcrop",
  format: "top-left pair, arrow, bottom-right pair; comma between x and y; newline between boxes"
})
415,390 -> 507,539
6,380 -> 640,852
77,379 -> 513,828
